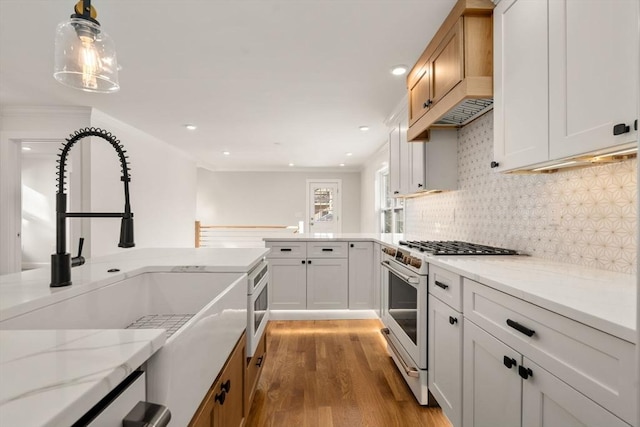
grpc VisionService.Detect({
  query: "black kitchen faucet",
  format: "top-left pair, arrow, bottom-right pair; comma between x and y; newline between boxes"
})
50,127 -> 134,287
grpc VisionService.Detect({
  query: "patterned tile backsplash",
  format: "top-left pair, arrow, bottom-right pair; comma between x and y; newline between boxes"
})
405,111 -> 637,274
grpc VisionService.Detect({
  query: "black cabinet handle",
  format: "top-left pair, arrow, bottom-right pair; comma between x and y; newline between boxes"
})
221,379 -> 231,393
280,248 -> 292,252
350,244 -> 354,248
215,391 -> 226,405
506,319 -> 535,337
417,183 -> 423,188
434,281 -> 449,290
490,161 -> 500,168
393,191 -> 400,195
518,365 -> 533,380
256,355 -> 264,368
503,356 -> 516,369
422,99 -> 433,108
448,316 -> 458,325
613,123 -> 630,135
322,248 -> 333,252
634,119 -> 637,131
301,260 -> 306,264
307,260 -> 312,264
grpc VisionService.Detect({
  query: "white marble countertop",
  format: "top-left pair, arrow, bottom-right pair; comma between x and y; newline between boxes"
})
0,247 -> 269,426
0,329 -> 166,427
265,234 -> 637,343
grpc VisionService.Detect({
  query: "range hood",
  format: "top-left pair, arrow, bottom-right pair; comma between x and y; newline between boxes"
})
433,98 -> 494,126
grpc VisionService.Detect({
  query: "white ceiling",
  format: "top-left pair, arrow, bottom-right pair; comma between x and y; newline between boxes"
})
0,0 -> 455,171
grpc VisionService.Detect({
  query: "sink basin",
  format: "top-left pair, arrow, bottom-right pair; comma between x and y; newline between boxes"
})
0,272 -> 248,427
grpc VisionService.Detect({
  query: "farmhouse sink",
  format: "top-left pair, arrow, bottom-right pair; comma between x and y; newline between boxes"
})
0,272 -> 248,427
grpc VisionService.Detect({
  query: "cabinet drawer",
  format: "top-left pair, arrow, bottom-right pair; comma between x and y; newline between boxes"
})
463,278 -> 636,424
307,242 -> 348,258
429,265 -> 463,312
265,241 -> 306,258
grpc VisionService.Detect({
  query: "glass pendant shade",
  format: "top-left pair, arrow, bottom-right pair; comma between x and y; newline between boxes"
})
54,17 -> 119,93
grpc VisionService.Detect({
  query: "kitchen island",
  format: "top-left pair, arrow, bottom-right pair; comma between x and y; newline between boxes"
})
0,247 -> 269,427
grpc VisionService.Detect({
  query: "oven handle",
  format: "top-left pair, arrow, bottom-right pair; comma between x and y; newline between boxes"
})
380,328 -> 420,378
380,260 -> 420,285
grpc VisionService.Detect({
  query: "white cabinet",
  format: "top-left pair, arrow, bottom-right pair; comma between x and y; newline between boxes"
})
493,0 -> 638,172
306,258 -> 348,309
428,295 -> 463,427
463,319 -> 522,427
269,258 -> 307,310
389,103 -> 458,196
348,242 -> 374,309
463,279 -> 635,427
548,0 -> 638,159
493,0 -> 549,172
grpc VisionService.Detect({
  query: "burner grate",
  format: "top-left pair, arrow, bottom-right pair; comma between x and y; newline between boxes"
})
399,240 -> 518,256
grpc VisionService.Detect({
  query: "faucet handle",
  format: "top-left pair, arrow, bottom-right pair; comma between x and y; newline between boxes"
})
71,237 -> 85,267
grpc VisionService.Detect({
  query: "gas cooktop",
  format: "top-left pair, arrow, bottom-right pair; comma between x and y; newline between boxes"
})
398,240 -> 519,256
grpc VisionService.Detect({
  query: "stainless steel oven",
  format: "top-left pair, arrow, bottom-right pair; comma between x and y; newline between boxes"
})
380,246 -> 429,404
247,259 -> 269,358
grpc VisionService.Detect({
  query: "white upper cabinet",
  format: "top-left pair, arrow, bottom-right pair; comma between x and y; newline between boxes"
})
493,0 -> 638,172
493,0 -> 549,172
548,0 -> 638,159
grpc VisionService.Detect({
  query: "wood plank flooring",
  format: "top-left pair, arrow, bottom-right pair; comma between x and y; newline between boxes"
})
245,320 -> 452,427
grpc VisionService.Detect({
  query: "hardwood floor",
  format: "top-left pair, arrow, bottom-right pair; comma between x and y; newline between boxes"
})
245,320 -> 452,427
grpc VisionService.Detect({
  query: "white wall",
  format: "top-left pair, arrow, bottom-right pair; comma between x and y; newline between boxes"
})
89,110 -> 197,257
0,106 -> 90,274
359,143 -> 389,233
197,170 -> 361,232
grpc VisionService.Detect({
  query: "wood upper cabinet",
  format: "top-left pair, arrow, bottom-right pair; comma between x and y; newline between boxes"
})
407,0 -> 494,141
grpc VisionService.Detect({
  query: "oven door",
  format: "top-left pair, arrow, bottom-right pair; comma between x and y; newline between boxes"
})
247,271 -> 269,357
381,259 -> 427,369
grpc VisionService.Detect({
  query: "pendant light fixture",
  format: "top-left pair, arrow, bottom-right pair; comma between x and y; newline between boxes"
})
54,0 -> 119,93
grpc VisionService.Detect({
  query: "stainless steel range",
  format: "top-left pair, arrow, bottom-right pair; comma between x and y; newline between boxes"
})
380,241 -> 518,405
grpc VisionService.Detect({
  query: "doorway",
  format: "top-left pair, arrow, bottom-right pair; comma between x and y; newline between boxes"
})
306,179 -> 342,234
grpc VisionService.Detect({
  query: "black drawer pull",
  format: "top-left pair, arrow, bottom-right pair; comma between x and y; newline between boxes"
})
280,248 -> 292,252
448,316 -> 458,325
215,391 -> 226,405
301,260 -> 306,264
506,319 -> 535,337
518,365 -> 533,380
256,355 -> 264,368
503,356 -> 516,369
221,379 -> 231,393
321,248 -> 334,252
434,281 -> 449,290
307,260 -> 312,264
613,123 -> 630,135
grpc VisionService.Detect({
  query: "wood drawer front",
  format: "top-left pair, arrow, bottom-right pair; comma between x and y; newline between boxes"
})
463,278 -> 636,424
266,241 -> 306,258
246,331 -> 267,413
429,265 -> 463,312
307,242 -> 348,258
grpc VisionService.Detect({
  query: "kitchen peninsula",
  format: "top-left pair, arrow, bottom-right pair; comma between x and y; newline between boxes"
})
0,247 -> 269,427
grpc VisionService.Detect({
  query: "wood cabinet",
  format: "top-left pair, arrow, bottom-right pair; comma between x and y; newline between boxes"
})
245,331 -> 267,415
493,0 -> 638,172
407,0 -> 494,141
190,334 -> 246,427
348,242 -> 374,309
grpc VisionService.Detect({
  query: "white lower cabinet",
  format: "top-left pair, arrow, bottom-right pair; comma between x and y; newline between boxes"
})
428,295 -> 462,427
269,258 -> 307,310
463,319 -> 522,427
306,258 -> 348,309
348,242 -> 374,309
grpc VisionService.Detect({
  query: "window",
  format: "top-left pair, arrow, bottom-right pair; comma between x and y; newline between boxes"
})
378,168 -> 404,233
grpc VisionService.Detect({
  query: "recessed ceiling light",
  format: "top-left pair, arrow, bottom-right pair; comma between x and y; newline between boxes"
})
288,163 -> 295,167
391,65 -> 408,76
222,151 -> 230,156
22,146 -> 32,151
359,126 -> 369,131
339,163 -> 345,167
346,152 -> 353,156
184,124 -> 197,131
